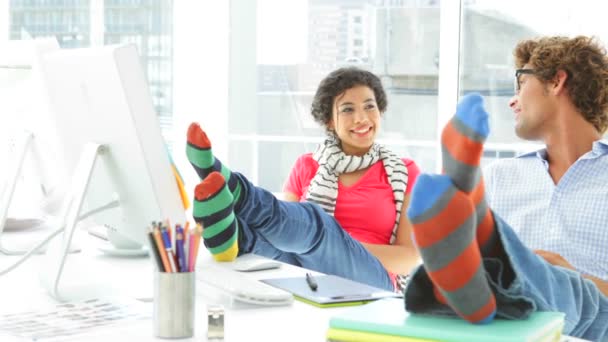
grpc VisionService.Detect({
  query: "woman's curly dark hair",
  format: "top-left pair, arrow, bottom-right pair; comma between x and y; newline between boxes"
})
514,36 -> 608,133
311,67 -> 387,135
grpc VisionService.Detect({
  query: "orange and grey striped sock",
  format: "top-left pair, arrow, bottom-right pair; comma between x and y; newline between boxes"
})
193,171 -> 239,262
441,93 -> 498,256
407,174 -> 496,324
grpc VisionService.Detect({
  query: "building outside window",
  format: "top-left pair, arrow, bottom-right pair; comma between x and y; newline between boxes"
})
3,0 -> 608,194
7,0 -> 174,149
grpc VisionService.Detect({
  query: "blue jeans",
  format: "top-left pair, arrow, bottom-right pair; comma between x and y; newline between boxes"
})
404,214 -> 608,341
231,173 -> 394,291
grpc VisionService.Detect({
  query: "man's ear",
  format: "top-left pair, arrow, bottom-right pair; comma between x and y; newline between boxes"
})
551,69 -> 569,95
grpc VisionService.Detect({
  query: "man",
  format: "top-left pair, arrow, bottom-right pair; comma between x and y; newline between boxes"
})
486,36 -> 608,295
403,36 -> 607,341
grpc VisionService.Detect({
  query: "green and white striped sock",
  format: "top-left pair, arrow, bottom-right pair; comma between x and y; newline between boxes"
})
193,171 -> 239,262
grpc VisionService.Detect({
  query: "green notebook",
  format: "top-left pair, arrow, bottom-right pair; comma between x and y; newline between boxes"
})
260,275 -> 401,308
329,298 -> 565,342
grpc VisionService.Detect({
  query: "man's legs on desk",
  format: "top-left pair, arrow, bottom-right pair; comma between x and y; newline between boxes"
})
403,94 -> 608,341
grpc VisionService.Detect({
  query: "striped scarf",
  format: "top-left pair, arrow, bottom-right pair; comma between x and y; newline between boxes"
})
305,137 -> 408,243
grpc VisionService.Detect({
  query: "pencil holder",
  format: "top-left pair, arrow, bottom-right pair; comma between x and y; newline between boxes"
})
153,271 -> 195,339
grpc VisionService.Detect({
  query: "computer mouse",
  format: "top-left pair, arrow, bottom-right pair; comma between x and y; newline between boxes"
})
232,258 -> 282,272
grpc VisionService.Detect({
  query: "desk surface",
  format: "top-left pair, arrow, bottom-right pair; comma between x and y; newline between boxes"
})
0,227 -> 588,342
0,227 -> 348,341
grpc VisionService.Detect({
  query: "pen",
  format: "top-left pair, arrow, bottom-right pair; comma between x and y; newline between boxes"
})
306,272 -> 318,291
183,226 -> 190,272
175,225 -> 186,272
146,227 -> 164,271
160,227 -> 177,273
152,226 -> 171,272
166,219 -> 175,259
189,224 -> 202,272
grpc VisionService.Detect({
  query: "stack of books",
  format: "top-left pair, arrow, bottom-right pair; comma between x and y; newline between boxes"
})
327,298 -> 565,342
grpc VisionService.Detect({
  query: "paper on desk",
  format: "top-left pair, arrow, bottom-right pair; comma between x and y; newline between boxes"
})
0,297 -> 151,341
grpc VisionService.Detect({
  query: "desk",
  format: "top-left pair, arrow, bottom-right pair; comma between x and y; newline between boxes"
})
0,228 -> 589,342
0,228 -> 348,341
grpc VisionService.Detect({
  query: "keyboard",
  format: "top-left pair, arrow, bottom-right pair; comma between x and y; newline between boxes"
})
196,263 -> 294,306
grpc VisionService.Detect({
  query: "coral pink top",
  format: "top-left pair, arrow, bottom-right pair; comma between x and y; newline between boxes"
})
283,153 -> 420,244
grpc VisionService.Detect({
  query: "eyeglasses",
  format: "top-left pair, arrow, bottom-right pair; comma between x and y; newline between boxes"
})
514,68 -> 536,94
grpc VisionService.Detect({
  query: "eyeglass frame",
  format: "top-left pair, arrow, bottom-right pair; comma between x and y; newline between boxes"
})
514,68 -> 536,94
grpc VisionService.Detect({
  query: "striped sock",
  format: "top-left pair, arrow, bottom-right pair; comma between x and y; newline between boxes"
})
441,93 -> 498,256
407,174 -> 496,324
186,122 -> 242,202
193,171 -> 239,262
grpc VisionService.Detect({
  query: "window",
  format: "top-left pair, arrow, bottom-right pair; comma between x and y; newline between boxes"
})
459,0 -> 608,161
224,0 -> 440,192
6,0 -> 174,154
5,0 -> 608,196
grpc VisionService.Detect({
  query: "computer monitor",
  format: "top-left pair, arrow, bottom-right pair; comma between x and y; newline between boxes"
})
36,43 -> 186,301
0,38 -> 68,255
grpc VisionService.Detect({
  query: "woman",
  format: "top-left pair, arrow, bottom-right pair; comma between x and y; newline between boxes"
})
283,67 -> 421,282
187,67 -> 420,291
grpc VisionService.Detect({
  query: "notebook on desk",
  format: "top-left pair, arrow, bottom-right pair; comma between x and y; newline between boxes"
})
328,298 -> 565,342
260,274 -> 401,308
327,327 -> 433,342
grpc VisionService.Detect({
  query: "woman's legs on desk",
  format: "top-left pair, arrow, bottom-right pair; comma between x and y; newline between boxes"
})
233,171 -> 393,291
186,123 -> 393,291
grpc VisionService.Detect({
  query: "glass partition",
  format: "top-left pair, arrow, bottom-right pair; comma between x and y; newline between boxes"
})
459,0 -> 608,165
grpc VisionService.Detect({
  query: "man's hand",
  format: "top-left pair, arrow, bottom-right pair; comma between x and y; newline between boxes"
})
535,250 -> 608,297
534,250 -> 575,270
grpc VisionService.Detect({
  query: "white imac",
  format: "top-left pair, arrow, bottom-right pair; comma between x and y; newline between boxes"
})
0,38 -> 69,255
36,44 -> 186,301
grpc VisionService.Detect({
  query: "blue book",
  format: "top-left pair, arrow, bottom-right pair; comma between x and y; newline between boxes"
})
329,298 -> 565,342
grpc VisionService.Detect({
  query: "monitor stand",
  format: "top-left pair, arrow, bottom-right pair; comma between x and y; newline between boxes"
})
40,143 -> 108,302
0,131 -> 80,255
38,143 -> 124,302
0,131 -> 34,255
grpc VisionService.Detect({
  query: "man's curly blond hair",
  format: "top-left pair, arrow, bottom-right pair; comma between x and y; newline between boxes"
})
514,36 -> 608,133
